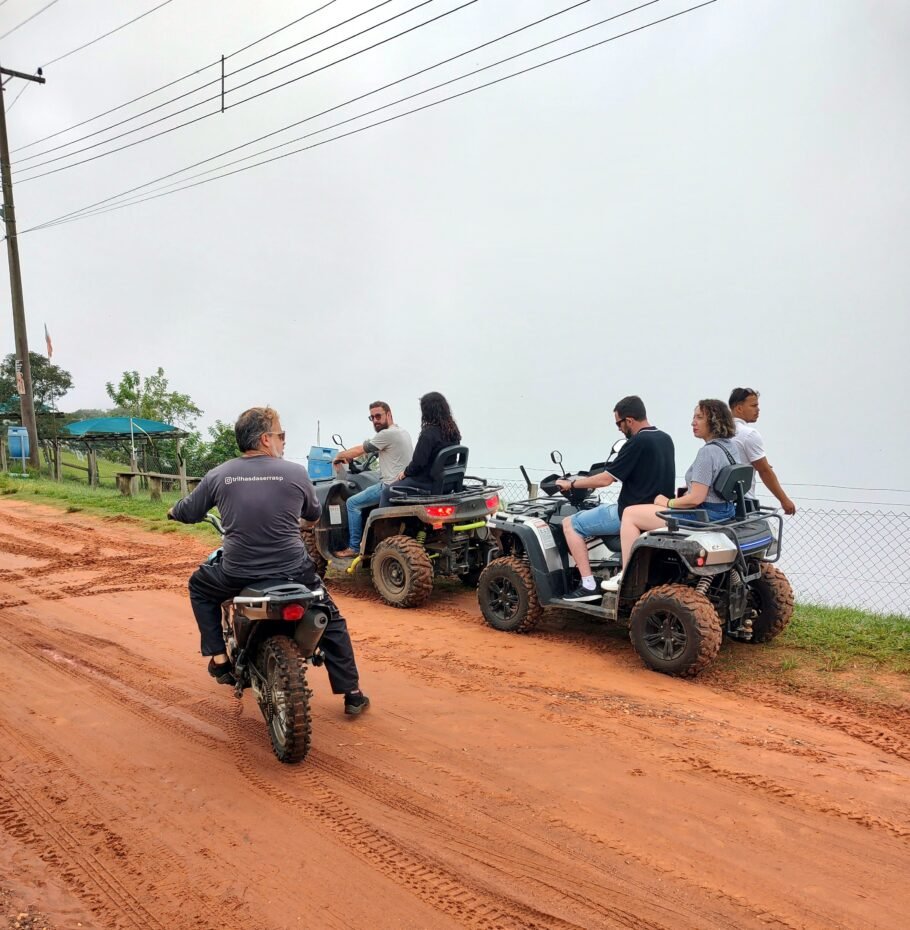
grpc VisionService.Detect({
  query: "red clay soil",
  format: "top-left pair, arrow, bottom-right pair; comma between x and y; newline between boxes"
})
0,498 -> 907,930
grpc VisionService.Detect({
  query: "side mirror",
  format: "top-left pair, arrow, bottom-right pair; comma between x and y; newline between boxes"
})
331,433 -> 345,449
607,437 -> 627,463
550,450 -> 566,477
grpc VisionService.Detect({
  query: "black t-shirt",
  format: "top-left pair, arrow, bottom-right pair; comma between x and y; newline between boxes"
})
605,426 -> 676,516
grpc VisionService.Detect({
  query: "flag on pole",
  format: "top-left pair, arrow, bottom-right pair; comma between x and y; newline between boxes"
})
44,323 -> 53,359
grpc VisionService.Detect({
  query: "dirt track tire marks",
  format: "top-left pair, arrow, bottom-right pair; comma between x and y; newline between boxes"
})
0,722 -> 247,930
220,709 -> 663,930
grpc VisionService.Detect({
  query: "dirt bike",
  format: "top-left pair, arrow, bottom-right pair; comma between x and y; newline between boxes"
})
204,513 -> 332,763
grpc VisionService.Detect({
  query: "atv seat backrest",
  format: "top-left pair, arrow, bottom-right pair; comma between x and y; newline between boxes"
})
713,463 -> 754,520
430,445 -> 469,495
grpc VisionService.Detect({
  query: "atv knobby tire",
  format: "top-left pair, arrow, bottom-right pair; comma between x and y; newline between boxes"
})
256,635 -> 313,764
371,535 -> 434,608
747,563 -> 795,643
301,527 -> 328,578
478,557 -> 543,633
629,584 -> 722,677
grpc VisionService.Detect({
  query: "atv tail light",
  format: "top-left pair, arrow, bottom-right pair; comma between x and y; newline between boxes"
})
426,505 -> 456,518
696,557 -> 706,567
485,495 -> 499,510
281,604 -> 306,621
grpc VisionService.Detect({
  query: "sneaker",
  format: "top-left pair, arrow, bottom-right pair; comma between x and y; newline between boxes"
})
334,547 -> 359,558
344,691 -> 371,716
562,585 -> 600,603
601,571 -> 623,592
207,657 -> 236,686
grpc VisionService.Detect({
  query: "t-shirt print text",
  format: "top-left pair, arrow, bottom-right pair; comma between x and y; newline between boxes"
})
224,475 -> 285,485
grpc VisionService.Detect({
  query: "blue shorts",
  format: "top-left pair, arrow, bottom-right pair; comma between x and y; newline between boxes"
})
571,502 -> 620,537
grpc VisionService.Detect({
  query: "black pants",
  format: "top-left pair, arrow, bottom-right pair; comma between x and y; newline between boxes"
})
188,561 -> 361,694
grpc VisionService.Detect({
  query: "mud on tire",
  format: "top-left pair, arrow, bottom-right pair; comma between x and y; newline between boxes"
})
478,557 -> 543,633
256,635 -> 313,764
747,563 -> 795,643
370,534 -> 434,608
629,584 -> 723,677
301,527 -> 328,578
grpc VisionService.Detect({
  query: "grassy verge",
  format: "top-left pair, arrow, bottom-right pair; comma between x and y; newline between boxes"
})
0,472 -> 219,544
777,603 -> 910,674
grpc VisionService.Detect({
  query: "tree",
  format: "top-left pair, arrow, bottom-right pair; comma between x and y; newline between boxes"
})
180,420 -> 240,476
0,352 -> 73,409
105,368 -> 202,429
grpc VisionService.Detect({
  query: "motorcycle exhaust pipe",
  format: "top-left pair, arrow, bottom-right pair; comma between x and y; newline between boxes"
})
294,607 -> 329,657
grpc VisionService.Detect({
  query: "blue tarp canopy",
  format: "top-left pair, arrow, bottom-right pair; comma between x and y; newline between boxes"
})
62,417 -> 187,439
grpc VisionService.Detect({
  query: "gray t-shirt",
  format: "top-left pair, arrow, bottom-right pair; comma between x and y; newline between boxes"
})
684,439 -> 747,504
171,454 -> 320,577
363,424 -> 413,484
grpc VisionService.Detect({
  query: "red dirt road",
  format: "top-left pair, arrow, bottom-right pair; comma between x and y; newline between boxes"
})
0,498 -> 907,930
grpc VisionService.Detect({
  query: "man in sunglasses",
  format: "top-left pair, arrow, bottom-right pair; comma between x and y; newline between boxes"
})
332,401 -> 413,558
555,395 -> 675,602
169,406 -> 369,715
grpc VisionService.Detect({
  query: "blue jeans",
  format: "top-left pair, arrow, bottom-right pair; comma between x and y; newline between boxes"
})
571,502 -> 620,537
346,482 -> 382,551
671,501 -> 735,524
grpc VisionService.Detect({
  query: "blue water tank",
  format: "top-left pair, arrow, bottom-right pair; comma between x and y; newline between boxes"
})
307,446 -> 338,480
7,426 -> 29,459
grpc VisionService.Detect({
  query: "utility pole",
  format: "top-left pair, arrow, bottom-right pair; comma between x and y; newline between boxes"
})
0,64 -> 46,468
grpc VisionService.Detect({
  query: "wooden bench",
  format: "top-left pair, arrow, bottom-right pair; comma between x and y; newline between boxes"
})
115,471 -> 201,501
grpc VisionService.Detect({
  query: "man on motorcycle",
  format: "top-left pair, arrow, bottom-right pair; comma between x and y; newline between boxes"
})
555,395 -> 675,601
168,406 -> 369,715
332,400 -> 413,558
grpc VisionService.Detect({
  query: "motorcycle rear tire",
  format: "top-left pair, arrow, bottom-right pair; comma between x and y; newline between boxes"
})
256,635 -> 313,764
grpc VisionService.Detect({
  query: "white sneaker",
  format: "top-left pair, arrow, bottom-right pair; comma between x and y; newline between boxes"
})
601,571 -> 623,592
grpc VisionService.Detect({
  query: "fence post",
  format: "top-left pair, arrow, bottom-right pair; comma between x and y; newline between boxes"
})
0,434 -> 6,473
87,446 -> 98,487
176,438 -> 188,496
53,439 -> 62,480
529,482 -> 539,499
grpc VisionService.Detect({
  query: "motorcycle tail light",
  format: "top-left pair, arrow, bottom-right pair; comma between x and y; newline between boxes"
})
426,505 -> 456,518
281,604 -> 306,621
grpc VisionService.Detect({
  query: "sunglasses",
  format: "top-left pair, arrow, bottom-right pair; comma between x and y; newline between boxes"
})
268,431 -> 286,441
368,413 -> 385,421
615,418 -> 628,430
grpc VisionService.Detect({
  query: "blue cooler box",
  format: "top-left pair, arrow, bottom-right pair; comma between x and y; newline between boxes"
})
7,426 -> 29,459
307,446 -> 338,480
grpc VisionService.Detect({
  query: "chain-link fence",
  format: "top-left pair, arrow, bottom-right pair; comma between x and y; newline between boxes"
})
486,474 -> 910,617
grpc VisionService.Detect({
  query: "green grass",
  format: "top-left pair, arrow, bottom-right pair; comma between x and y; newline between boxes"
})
780,603 -> 910,674
0,472 -> 220,544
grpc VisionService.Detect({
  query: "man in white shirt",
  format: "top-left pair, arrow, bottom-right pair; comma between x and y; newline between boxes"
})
729,388 -> 796,515
333,401 -> 413,556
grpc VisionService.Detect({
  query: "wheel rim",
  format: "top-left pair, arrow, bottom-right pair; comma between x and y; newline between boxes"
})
487,575 -> 520,622
379,555 -> 407,594
641,610 -> 688,662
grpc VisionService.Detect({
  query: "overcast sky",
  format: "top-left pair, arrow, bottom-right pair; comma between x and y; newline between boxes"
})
1,0 -> 907,504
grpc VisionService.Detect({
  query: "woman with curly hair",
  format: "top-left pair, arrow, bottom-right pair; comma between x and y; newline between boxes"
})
602,398 -> 746,592
380,392 -> 462,506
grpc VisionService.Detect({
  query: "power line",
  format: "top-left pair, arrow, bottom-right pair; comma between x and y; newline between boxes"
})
0,0 -> 60,41
14,0 -> 390,168
5,80 -> 29,112
14,0 -> 438,176
42,0 -> 177,68
21,0 -> 603,225
76,0 -> 666,213
22,0 -> 718,235
16,0 -> 476,182
11,0 -> 340,154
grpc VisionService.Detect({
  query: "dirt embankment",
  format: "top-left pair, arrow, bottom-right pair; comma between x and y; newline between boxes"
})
0,498 -> 907,930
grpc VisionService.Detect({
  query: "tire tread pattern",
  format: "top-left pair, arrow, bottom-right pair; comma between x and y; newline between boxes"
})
258,636 -> 313,764
478,557 -> 543,633
629,584 -> 722,678
371,534 -> 434,608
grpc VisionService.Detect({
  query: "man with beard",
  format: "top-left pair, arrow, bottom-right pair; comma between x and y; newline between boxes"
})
333,400 -> 413,557
556,395 -> 675,601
